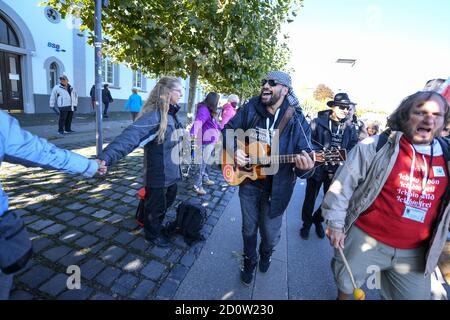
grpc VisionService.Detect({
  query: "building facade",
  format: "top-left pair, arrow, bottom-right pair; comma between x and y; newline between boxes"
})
0,0 -> 203,114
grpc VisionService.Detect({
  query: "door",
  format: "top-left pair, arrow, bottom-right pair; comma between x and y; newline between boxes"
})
0,51 -> 23,111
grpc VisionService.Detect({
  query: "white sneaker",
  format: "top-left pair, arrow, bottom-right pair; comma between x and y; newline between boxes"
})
194,185 -> 207,195
203,178 -> 215,186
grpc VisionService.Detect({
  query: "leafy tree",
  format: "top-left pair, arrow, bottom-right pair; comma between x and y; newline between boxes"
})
313,84 -> 334,102
43,0 -> 301,122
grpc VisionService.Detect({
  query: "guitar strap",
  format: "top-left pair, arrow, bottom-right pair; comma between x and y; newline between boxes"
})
276,106 -> 295,136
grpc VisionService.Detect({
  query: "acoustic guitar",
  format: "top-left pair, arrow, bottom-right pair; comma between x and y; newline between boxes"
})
222,140 -> 347,186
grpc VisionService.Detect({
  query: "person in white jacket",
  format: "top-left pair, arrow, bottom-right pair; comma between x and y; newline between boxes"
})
0,110 -> 106,299
49,75 -> 78,135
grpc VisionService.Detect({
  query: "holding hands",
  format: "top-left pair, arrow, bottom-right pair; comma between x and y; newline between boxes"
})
95,159 -> 107,175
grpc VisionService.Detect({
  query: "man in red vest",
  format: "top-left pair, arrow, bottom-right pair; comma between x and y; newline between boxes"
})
322,91 -> 450,299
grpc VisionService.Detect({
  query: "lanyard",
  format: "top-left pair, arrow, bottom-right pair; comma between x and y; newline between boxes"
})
266,108 -> 280,145
406,142 -> 434,204
329,120 -> 342,135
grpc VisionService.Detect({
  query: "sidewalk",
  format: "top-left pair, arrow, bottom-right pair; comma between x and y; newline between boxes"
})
2,113 -> 233,300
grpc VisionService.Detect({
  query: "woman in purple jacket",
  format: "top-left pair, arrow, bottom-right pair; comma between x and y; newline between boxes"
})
190,92 -> 221,195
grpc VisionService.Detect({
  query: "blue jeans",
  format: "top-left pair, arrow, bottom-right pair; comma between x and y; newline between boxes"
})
195,144 -> 214,188
0,271 -> 13,300
238,183 -> 283,264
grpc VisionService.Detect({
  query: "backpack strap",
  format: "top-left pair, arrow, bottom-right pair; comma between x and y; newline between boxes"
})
376,129 -> 390,152
277,106 -> 295,136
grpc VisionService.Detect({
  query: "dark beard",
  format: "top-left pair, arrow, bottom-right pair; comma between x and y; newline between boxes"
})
261,91 -> 282,107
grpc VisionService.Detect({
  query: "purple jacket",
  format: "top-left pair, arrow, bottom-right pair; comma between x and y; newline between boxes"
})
190,103 -> 220,145
219,102 -> 237,129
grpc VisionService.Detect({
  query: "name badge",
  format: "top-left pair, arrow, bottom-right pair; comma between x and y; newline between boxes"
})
402,206 -> 427,223
432,166 -> 446,177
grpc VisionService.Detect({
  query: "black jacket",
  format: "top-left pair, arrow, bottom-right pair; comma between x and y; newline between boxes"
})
99,107 -> 183,188
310,109 -> 358,181
102,88 -> 113,103
223,96 -> 313,218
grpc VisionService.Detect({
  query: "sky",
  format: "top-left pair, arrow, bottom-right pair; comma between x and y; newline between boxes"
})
285,0 -> 450,112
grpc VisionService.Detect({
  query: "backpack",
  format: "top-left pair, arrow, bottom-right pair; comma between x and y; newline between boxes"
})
165,200 -> 206,245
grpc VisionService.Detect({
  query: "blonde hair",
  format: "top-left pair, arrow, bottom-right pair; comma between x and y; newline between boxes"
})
138,76 -> 181,144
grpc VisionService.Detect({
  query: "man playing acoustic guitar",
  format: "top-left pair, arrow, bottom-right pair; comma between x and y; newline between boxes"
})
222,70 -> 315,285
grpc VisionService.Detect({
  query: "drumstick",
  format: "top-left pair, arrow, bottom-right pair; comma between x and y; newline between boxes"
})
338,247 -> 366,300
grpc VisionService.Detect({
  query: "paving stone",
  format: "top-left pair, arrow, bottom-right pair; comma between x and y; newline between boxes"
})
95,266 -> 122,287
91,292 -> 114,300
58,286 -> 93,300
66,202 -> 86,210
22,215 -> 39,224
44,207 -> 64,216
19,265 -> 54,288
119,254 -> 145,273
56,212 -> 76,222
59,230 -> 84,243
10,208 -> 30,217
121,196 -> 136,204
81,221 -> 104,232
10,290 -> 34,300
88,241 -> 107,254
59,250 -> 87,267
109,193 -> 123,200
100,201 -> 118,209
114,205 -> 133,215
67,216 -> 91,227
141,260 -> 166,281
86,197 -> 103,205
42,246 -> 72,262
75,235 -> 99,248
129,238 -> 149,251
80,206 -> 97,215
111,274 -> 139,296
167,249 -> 183,265
155,278 -> 179,300
105,214 -> 124,224
41,223 -> 66,235
92,209 -> 111,219
113,231 -> 135,245
180,251 -> 196,267
148,246 -> 171,259
130,280 -> 155,300
100,245 -> 127,263
39,274 -> 68,296
168,265 -> 189,283
121,218 -> 139,230
27,202 -> 45,210
32,237 -> 54,253
28,219 -> 54,231
96,225 -> 118,239
80,259 -> 106,280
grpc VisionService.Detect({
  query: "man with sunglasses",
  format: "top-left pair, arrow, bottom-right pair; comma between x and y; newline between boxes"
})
299,93 -> 358,240
222,71 -> 314,285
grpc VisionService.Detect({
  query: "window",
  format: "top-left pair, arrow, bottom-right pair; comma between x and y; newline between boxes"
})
49,62 -> 58,89
0,16 -> 19,47
101,59 -> 115,84
132,70 -> 142,88
44,7 -> 61,24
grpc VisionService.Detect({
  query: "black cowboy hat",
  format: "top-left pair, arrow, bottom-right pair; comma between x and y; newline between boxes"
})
327,93 -> 356,107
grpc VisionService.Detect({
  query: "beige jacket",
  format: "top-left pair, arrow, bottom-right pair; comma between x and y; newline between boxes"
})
321,131 -> 450,277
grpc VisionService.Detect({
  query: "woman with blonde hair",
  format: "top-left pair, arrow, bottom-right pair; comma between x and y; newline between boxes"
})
99,76 -> 184,247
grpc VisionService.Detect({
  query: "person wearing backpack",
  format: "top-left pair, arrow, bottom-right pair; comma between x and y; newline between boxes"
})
0,110 -> 106,299
222,70 -> 314,285
98,77 -> 184,248
322,91 -> 450,300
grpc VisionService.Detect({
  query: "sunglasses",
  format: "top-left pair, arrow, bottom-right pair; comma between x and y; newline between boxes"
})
261,79 -> 279,87
335,105 -> 350,110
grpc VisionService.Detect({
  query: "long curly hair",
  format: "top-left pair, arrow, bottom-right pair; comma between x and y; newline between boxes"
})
139,76 -> 181,144
387,91 -> 450,132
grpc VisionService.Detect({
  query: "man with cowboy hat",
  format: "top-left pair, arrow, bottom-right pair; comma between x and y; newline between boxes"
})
222,70 -> 314,285
299,92 -> 359,240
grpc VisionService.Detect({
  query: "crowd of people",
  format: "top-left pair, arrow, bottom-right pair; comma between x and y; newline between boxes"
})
1,71 -> 450,300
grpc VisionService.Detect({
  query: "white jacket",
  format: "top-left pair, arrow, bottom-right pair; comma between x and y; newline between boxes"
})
49,84 -> 78,111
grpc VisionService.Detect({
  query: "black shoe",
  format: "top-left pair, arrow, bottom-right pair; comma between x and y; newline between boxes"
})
145,235 -> 171,248
315,222 -> 325,239
259,254 -> 272,273
300,226 -> 310,240
240,258 -> 256,286
103,114 -> 108,118
58,131 -> 64,135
